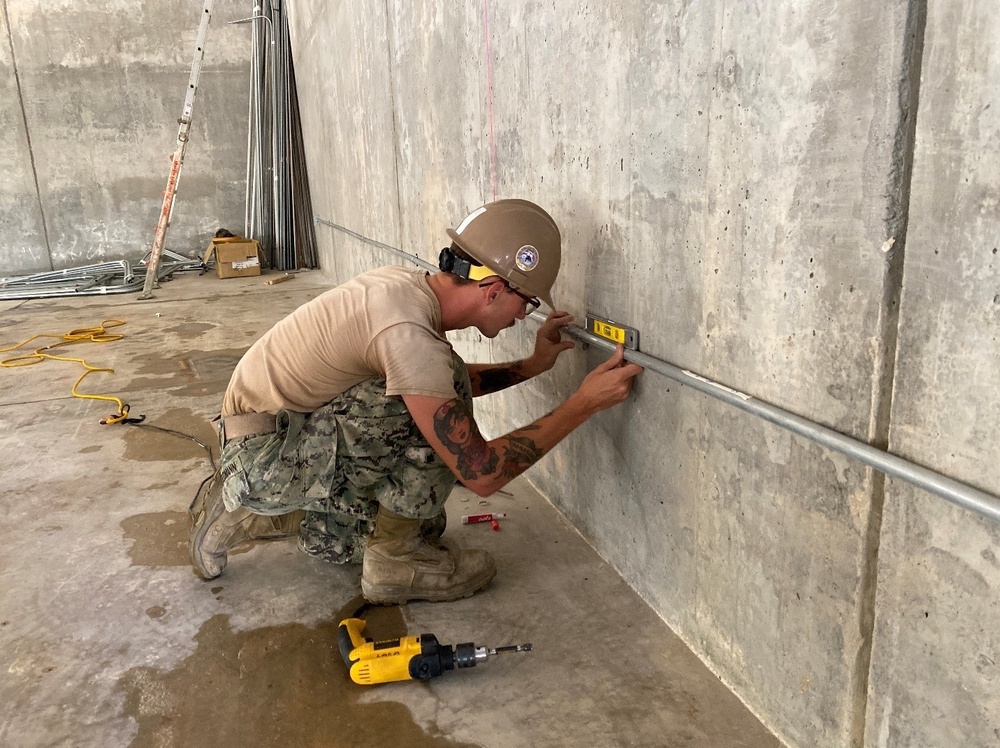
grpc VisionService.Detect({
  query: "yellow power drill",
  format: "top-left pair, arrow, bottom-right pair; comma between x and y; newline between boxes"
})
337,617 -> 532,685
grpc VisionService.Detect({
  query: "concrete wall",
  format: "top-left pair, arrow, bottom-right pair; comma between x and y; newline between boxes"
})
3,0 -> 995,745
286,1 -> 999,746
0,0 -> 249,275
865,2 -> 1000,746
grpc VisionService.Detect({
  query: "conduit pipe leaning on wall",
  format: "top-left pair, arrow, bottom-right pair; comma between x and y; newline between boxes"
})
314,217 -> 1000,525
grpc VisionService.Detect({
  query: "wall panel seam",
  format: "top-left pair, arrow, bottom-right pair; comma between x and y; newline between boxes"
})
2,0 -> 52,270
383,0 -> 404,258
851,3 -> 929,746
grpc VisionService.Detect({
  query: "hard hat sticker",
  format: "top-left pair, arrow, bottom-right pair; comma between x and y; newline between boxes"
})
515,245 -> 539,272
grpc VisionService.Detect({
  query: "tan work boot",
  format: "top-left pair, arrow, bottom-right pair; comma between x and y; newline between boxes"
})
361,506 -> 496,604
188,475 -> 304,580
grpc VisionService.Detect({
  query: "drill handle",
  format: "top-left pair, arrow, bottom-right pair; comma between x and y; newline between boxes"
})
337,617 -> 369,665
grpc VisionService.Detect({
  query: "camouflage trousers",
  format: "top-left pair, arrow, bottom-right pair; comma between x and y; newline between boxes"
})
219,353 -> 472,565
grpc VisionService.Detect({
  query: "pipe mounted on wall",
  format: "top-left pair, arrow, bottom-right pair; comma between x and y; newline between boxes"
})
314,216 -> 1000,525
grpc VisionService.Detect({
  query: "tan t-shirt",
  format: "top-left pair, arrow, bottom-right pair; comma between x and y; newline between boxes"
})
221,266 -> 457,416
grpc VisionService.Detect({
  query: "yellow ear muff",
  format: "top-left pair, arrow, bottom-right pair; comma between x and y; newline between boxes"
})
467,264 -> 497,282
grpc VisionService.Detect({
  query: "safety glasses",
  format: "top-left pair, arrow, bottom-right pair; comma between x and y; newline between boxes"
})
478,280 -> 540,310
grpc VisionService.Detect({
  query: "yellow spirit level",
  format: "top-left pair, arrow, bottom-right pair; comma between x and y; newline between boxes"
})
586,314 -> 640,350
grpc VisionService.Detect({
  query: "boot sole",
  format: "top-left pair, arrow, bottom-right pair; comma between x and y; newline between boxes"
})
188,488 -> 227,581
361,566 -> 497,605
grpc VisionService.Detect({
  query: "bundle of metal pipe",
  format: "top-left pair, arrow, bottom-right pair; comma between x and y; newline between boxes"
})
0,256 -> 204,301
239,1 -> 317,271
288,63 -> 317,270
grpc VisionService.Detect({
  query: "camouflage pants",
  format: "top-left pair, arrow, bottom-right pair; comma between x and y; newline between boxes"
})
219,353 -> 472,565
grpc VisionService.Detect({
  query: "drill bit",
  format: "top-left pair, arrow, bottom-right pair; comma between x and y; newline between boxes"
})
488,643 -> 532,656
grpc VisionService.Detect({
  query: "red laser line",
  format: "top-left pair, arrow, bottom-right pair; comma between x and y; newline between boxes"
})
482,0 -> 497,201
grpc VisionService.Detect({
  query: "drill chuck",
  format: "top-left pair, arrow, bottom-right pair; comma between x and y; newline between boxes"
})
407,635 -> 467,680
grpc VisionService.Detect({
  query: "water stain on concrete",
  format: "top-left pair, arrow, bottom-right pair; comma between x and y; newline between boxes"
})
148,481 -> 180,490
166,379 -> 231,398
121,511 -> 189,567
124,348 -> 246,398
163,322 -> 216,337
16,303 -> 80,314
121,408 -> 217,463
331,595 -> 408,639
132,359 -> 185,377
122,509 -> 292,570
117,612 -> 480,748
133,348 -> 246,378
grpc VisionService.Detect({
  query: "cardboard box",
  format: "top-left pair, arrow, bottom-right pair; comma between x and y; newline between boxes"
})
203,238 -> 262,279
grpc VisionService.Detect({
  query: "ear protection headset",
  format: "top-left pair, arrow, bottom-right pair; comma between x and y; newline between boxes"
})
438,246 -> 494,281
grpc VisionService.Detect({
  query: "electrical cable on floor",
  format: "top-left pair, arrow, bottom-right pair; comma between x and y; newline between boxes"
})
128,421 -> 218,473
126,420 -> 218,513
2,320 -> 218,506
0,319 -> 138,423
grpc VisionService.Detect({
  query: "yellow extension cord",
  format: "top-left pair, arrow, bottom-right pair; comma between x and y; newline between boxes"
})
0,319 -> 136,424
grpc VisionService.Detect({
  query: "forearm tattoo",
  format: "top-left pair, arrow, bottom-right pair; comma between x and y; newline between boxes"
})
501,435 -> 545,478
470,365 -> 528,395
433,399 -> 499,480
433,401 -> 547,483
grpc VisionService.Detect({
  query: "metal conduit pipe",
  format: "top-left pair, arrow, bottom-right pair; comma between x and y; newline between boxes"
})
233,2 -> 315,271
1,261 -> 135,286
313,216 -> 1000,524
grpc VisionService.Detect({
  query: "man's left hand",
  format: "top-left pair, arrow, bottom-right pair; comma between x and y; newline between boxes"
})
531,311 -> 576,373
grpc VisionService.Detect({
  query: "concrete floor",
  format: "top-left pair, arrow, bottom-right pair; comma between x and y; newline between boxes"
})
0,269 -> 780,748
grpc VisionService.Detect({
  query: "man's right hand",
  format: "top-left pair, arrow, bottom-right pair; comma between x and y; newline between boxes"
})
403,345 -> 643,498
570,345 -> 644,414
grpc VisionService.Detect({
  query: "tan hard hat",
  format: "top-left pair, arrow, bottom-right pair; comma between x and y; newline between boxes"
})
446,199 -> 561,309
